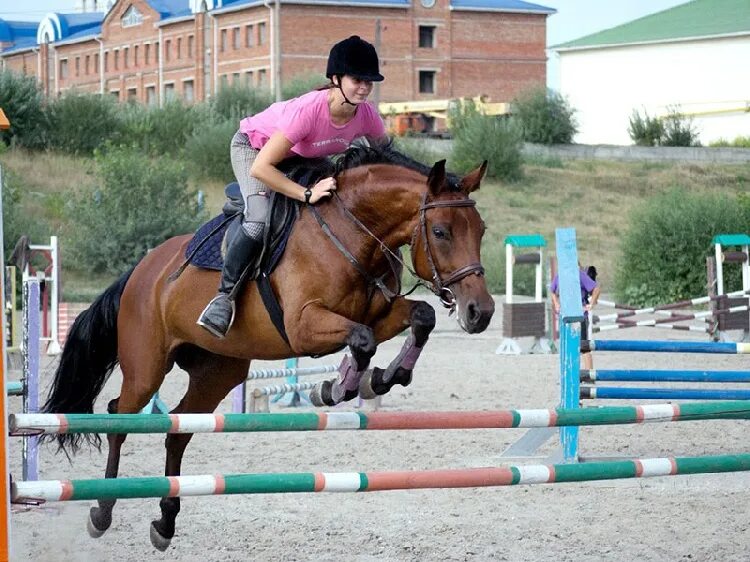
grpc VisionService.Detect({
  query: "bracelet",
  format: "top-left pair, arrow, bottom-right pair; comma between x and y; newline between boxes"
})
304,188 -> 312,204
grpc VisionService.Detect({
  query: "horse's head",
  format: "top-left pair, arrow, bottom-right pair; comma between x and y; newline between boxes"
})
411,160 -> 495,334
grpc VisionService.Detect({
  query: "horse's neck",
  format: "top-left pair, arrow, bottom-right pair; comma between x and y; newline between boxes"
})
337,166 -> 425,249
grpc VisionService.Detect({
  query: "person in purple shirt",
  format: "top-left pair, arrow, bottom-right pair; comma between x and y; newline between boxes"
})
550,265 -> 600,369
198,35 -> 388,338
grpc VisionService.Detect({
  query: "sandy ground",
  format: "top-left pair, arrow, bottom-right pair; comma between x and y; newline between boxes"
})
7,295 -> 750,562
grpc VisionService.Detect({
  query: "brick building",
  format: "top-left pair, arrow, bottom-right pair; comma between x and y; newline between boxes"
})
1,0 -> 554,106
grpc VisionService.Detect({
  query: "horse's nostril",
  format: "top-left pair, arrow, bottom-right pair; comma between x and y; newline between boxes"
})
467,301 -> 480,324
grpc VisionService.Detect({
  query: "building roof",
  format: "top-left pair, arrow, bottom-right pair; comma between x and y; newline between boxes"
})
451,0 -> 554,13
148,0 -> 193,18
555,0 -> 750,51
0,19 -> 38,43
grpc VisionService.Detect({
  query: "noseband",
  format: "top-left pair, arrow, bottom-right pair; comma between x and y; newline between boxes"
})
309,190 -> 485,310
415,193 -> 485,308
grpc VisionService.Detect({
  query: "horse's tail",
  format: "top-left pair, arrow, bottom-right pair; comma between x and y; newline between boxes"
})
42,267 -> 135,453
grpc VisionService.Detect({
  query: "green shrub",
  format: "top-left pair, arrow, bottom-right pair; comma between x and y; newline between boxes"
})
1,169 -> 46,259
46,91 -> 119,155
184,118 -> 237,182
212,83 -> 272,121
391,136 -> 447,166
0,70 -> 48,149
661,106 -> 700,147
282,73 -> 326,100
615,188 -> 750,306
117,101 -> 213,156
628,108 -> 663,146
450,100 -> 523,181
512,87 -> 578,145
709,136 -> 750,148
64,146 -> 205,274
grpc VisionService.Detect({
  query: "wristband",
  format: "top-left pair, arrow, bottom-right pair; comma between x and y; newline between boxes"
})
304,188 -> 312,204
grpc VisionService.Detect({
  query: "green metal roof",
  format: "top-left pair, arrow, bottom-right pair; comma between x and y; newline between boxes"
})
554,0 -> 750,51
504,234 -> 547,248
713,234 -> 750,246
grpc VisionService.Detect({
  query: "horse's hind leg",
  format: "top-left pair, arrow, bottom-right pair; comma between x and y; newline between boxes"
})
88,356 -> 168,539
150,351 -> 249,551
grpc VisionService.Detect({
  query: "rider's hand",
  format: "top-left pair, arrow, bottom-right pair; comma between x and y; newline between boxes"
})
308,177 -> 337,204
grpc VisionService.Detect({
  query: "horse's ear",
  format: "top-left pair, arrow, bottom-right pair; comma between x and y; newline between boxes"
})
459,160 -> 488,194
427,159 -> 448,196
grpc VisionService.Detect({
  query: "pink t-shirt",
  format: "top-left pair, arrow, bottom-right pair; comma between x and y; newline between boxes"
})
239,89 -> 385,158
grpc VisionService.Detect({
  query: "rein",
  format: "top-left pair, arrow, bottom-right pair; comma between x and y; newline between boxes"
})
309,190 -> 484,310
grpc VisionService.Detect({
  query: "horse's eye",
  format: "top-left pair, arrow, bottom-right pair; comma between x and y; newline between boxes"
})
432,226 -> 449,240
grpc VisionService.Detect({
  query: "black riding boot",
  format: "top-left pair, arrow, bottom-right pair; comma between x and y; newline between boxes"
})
197,228 -> 262,338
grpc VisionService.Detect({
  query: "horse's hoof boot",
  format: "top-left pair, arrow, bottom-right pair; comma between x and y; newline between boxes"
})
150,522 -> 172,551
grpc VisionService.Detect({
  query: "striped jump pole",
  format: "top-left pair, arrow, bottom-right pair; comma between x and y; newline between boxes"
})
12,452 -> 750,503
15,402 -> 750,436
597,289 -> 750,314
581,387 -> 750,401
594,322 -> 711,334
246,364 -> 338,381
582,340 -> 750,354
581,369 -> 750,383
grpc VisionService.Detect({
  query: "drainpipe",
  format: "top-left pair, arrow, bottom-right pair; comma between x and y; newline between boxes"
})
212,13 -> 218,95
54,46 -> 59,97
158,28 -> 164,106
94,37 -> 104,94
263,0 -> 280,100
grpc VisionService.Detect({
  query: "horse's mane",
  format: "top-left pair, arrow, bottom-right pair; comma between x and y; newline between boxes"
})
277,139 -> 461,192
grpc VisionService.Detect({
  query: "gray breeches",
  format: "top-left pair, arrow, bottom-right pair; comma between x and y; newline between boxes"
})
231,130 -> 270,240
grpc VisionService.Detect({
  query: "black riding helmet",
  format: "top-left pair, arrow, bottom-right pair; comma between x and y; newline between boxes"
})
326,35 -> 384,82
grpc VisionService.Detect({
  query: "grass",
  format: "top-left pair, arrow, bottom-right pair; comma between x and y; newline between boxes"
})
2,148 -> 749,298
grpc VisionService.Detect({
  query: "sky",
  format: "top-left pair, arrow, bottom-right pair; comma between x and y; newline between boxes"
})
2,0 -> 689,89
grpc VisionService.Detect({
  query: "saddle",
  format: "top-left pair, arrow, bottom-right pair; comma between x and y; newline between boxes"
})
185,182 -> 299,277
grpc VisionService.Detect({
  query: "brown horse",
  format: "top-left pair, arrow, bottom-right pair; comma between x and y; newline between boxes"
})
42,144 -> 495,550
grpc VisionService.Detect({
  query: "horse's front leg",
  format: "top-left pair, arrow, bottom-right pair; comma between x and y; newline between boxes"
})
359,298 -> 436,398
290,304 -> 377,407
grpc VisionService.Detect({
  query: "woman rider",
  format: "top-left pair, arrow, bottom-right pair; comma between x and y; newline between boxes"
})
198,35 -> 387,338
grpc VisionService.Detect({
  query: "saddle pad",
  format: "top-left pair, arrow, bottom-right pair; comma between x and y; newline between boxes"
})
185,214 -> 230,271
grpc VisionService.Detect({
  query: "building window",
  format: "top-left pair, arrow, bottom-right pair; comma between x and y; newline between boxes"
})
134,45 -> 139,65
188,35 -> 194,58
145,43 -> 151,65
184,80 -> 194,103
221,29 -> 227,52
110,90 -> 119,99
75,57 -> 80,76
258,22 -> 267,45
220,74 -> 229,89
164,82 -> 176,101
258,68 -> 267,87
60,59 -> 68,79
124,47 -> 129,68
177,38 -> 182,59
146,85 -> 156,106
155,41 -> 160,62
419,26 -> 435,48
419,70 -> 435,94
122,6 -> 143,27
127,87 -> 137,101
245,25 -> 254,47
85,55 -> 90,74
114,50 -> 119,70
94,53 -> 99,72
232,72 -> 240,84
104,52 -> 108,72
165,40 -> 171,62
245,70 -> 254,85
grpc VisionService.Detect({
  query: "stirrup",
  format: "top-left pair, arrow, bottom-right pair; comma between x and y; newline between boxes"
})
197,295 -> 236,339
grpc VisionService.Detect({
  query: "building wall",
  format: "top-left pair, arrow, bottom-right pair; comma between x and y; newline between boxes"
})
2,2 -> 550,107
559,36 -> 750,145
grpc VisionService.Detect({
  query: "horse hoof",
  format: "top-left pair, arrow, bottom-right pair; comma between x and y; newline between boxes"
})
87,510 -> 108,539
309,385 -> 325,407
310,381 -> 336,407
150,522 -> 172,551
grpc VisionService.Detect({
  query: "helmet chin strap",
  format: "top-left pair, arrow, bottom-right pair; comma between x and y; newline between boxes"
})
334,76 -> 357,107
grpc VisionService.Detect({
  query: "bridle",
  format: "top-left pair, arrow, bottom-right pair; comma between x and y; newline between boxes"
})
415,193 -> 485,308
308,190 -> 485,310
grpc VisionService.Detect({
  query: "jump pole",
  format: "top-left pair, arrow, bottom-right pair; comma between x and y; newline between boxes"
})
0,131 -> 14,561
13,452 -> 750,502
11,401 -> 750,435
